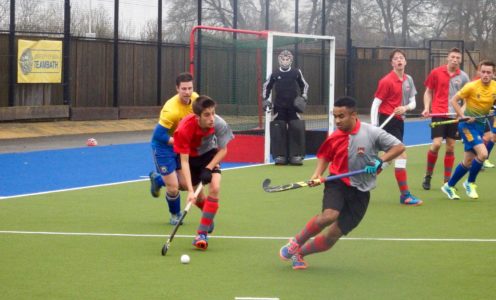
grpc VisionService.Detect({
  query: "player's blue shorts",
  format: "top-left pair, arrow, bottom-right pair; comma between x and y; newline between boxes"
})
490,116 -> 496,134
458,121 -> 484,152
151,124 -> 179,176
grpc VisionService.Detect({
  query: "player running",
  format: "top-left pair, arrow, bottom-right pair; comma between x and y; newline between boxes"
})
149,72 -> 199,225
173,95 -> 234,250
279,96 -> 405,270
441,60 -> 496,199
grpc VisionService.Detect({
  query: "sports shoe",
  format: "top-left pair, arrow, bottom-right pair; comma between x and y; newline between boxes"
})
289,156 -> 304,166
279,238 -> 300,261
149,171 -> 161,198
169,211 -> 183,226
274,156 -> 288,165
400,192 -> 423,206
422,175 -> 432,190
441,183 -> 460,200
193,233 -> 208,250
483,159 -> 495,168
462,181 -> 479,199
291,253 -> 307,270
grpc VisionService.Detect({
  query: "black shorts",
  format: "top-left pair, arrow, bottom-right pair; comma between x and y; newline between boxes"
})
274,105 -> 299,122
322,179 -> 370,235
379,113 -> 404,141
189,149 -> 221,186
431,117 -> 458,139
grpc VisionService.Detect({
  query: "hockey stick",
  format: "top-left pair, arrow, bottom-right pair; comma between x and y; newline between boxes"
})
430,114 -> 494,128
262,169 -> 366,193
379,113 -> 395,129
161,183 -> 203,256
405,112 -> 456,118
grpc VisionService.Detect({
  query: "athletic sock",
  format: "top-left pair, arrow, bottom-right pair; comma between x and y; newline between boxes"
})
197,196 -> 219,234
443,151 -> 455,182
166,192 -> 181,215
487,141 -> 494,158
467,158 -> 483,183
294,215 -> 324,246
299,234 -> 334,256
426,150 -> 438,176
394,168 -> 409,195
448,162 -> 469,187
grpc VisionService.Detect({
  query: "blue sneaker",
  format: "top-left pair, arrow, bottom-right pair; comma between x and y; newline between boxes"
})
149,172 -> 161,198
169,211 -> 183,226
291,253 -> 307,270
400,192 -> 423,206
279,238 -> 300,261
193,233 -> 208,250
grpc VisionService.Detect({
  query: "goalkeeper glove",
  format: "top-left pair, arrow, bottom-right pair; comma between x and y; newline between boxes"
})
199,168 -> 213,184
262,99 -> 272,111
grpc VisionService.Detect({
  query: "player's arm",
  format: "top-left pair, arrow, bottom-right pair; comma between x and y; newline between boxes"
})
380,143 -> 405,163
422,88 -> 433,117
262,74 -> 275,99
370,97 -> 382,126
297,69 -> 309,99
179,153 -> 197,203
450,93 -> 466,119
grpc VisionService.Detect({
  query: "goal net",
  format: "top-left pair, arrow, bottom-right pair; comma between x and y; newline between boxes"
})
190,26 -> 336,163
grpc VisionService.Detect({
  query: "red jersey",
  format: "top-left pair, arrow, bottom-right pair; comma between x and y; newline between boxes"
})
173,114 -> 233,157
374,71 -> 416,120
424,65 -> 469,115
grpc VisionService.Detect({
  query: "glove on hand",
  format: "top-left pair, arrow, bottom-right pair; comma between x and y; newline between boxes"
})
263,99 -> 273,111
200,168 -> 213,184
364,158 -> 383,174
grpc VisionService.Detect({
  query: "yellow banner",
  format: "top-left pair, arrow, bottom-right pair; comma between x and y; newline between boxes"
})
18,39 -> 62,83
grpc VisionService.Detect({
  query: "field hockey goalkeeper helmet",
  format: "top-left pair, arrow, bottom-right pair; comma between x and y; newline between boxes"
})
278,50 -> 293,70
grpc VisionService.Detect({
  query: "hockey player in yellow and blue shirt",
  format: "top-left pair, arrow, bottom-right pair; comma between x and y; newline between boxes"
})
149,72 -> 199,225
442,60 -> 496,200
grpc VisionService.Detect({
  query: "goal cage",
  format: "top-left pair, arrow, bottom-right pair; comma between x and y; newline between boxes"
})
190,26 -> 336,164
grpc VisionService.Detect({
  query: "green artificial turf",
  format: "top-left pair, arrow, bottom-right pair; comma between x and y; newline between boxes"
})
1,144 -> 495,299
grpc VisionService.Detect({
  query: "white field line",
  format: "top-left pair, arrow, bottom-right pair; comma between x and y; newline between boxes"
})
0,144 -> 431,200
0,230 -> 495,243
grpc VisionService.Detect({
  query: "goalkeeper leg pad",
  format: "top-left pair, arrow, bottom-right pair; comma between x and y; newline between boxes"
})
288,119 -> 306,165
270,120 -> 288,165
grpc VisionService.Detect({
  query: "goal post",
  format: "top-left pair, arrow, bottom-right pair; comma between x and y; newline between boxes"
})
189,26 -> 336,164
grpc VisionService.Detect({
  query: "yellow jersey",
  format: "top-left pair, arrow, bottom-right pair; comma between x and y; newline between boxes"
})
158,92 -> 199,135
457,79 -> 496,117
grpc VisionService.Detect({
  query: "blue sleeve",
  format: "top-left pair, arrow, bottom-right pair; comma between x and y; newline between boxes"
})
151,124 -> 171,145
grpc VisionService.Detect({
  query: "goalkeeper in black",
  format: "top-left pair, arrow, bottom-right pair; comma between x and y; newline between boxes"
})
263,50 -> 309,165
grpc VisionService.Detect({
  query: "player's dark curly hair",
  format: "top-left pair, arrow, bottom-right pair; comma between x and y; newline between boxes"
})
334,96 -> 357,112
193,95 -> 216,115
175,72 -> 193,87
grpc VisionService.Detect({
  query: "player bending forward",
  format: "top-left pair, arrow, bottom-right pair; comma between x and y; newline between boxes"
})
279,96 -> 405,270
173,95 -> 234,250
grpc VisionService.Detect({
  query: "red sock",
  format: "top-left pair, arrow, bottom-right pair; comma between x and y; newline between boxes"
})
300,234 -> 334,256
395,168 -> 409,195
426,150 -> 438,176
197,196 -> 218,234
444,151 -> 455,183
295,215 -> 324,245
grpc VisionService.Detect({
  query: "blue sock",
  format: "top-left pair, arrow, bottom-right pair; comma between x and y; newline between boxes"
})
487,141 -> 494,158
448,163 -> 469,187
155,175 -> 165,188
166,192 -> 181,215
467,158 -> 483,183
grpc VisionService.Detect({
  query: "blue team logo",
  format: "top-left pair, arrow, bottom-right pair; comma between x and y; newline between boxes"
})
160,166 -> 168,173
453,79 -> 461,89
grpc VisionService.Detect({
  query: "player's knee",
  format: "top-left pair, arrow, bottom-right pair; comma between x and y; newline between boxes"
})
319,209 -> 338,226
165,185 -> 180,195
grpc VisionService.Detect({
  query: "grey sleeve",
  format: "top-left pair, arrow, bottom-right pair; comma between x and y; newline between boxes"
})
214,116 -> 234,148
374,126 -> 402,152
